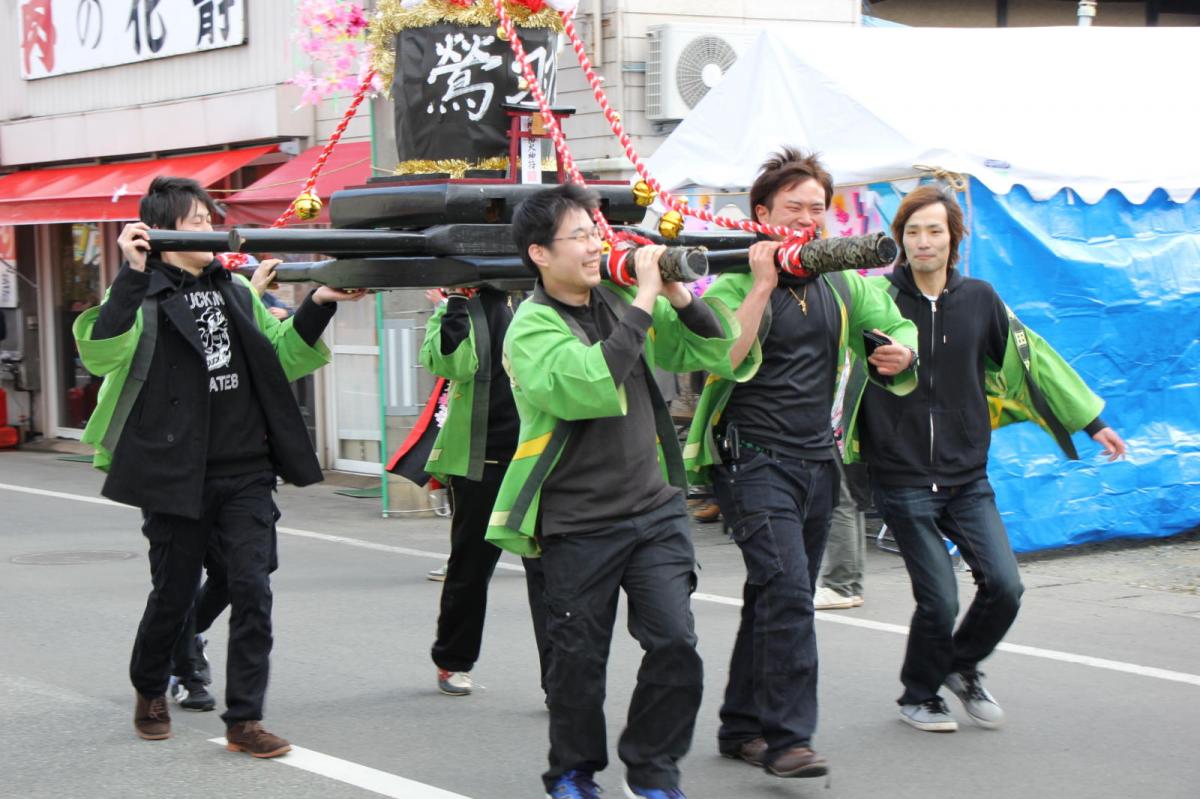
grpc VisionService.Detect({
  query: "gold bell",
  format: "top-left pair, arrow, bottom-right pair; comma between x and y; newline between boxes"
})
632,180 -> 655,207
293,192 -> 322,221
659,209 -> 684,239
517,77 -> 530,91
496,26 -> 509,42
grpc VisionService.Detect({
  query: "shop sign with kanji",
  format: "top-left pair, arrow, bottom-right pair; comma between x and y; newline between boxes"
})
18,0 -> 246,80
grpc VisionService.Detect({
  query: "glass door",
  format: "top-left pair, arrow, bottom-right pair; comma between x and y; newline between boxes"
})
324,293 -> 381,473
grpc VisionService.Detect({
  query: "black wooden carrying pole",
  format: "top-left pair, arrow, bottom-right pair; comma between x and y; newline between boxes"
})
146,226 -> 762,256
147,228 -> 898,289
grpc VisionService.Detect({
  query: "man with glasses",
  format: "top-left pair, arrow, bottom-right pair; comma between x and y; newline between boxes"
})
488,183 -> 755,799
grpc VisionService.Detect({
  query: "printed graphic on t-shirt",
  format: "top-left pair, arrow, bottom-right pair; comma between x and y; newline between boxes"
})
186,290 -> 237,392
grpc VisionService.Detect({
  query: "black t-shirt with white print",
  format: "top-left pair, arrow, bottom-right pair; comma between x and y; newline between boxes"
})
179,262 -> 271,477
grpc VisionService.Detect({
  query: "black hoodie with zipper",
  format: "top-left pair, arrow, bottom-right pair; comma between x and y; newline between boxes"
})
858,265 -> 1009,489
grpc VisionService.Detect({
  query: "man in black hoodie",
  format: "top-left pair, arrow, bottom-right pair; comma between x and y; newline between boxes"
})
75,176 -> 363,755
855,186 -> 1126,733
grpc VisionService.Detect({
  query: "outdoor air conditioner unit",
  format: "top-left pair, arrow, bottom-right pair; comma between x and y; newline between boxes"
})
646,24 -> 760,122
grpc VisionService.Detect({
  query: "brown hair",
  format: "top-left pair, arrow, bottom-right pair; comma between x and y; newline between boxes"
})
749,147 -> 834,219
891,185 -> 966,268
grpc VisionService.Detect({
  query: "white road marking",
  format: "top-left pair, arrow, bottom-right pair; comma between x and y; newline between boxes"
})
4,480 -> 1199,691
208,739 -> 474,799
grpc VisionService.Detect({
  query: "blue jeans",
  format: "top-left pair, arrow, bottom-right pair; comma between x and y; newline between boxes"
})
713,451 -> 836,759
872,478 -> 1024,705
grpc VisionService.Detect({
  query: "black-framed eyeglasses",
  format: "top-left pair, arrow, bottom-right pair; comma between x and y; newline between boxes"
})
551,228 -> 604,244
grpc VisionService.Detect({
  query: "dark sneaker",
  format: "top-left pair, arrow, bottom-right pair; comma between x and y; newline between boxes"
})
899,696 -> 959,732
718,736 -> 767,766
945,671 -> 1005,729
623,781 -> 685,798
192,634 -> 212,685
225,721 -> 292,758
133,693 -> 171,740
546,770 -> 603,799
765,745 -> 828,778
169,676 -> 216,712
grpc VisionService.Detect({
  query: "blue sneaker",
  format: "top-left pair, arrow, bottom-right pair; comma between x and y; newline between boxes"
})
546,770 -> 603,799
622,781 -> 685,799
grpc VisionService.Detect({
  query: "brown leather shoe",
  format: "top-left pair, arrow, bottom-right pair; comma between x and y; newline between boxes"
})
691,502 -> 722,523
766,745 -> 828,778
719,736 -> 767,766
133,693 -> 171,740
225,721 -> 292,758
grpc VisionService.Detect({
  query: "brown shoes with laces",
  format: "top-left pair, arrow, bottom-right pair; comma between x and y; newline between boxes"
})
765,745 -> 828,778
719,736 -> 768,767
225,721 -> 292,758
133,693 -> 172,740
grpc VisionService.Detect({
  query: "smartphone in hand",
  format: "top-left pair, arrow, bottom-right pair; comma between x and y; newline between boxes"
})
862,330 -> 894,385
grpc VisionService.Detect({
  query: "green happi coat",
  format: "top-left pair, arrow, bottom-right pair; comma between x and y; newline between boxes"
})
485,282 -> 759,557
979,308 -> 1105,446
74,273 -> 330,475
683,271 -> 919,484
419,296 -> 494,482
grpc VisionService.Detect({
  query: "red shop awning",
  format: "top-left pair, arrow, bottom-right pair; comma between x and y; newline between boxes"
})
222,141 -> 373,226
0,145 -> 277,226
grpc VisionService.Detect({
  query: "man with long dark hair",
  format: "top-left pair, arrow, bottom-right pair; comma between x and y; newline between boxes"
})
850,185 -> 1126,732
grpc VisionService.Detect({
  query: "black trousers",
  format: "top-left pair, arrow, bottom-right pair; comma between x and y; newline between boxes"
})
539,496 -> 702,792
431,466 -> 503,672
130,470 -> 277,725
170,505 -> 278,679
713,452 -> 836,760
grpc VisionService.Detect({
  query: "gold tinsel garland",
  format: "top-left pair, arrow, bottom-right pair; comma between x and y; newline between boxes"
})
369,0 -> 565,89
395,155 -> 560,179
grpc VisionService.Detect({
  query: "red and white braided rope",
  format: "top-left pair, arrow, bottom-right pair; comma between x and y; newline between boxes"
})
493,0 -> 615,242
556,11 -> 807,241
272,69 -> 378,228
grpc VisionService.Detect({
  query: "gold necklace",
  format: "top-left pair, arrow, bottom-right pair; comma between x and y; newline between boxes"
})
787,284 -> 808,316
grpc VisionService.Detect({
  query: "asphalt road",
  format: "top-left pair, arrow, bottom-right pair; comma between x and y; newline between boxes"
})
1,450 -> 1197,799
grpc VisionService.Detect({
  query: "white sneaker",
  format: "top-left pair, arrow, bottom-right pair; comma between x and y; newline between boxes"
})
813,586 -> 861,610
427,563 -> 447,582
437,669 -> 473,696
945,671 -> 1005,729
899,697 -> 959,732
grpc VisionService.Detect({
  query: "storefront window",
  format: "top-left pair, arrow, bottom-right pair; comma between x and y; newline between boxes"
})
54,223 -> 104,429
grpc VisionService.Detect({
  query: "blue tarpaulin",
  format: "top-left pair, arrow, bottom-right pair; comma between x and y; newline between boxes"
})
962,183 -> 1200,551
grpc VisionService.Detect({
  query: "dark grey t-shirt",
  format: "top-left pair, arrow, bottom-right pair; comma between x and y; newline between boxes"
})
539,291 -> 722,535
722,275 -> 839,460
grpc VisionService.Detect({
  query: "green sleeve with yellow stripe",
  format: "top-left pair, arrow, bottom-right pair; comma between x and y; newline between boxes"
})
985,314 -> 1104,432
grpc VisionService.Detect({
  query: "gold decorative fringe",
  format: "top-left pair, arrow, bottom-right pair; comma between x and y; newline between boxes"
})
393,154 -> 558,179
370,0 -> 565,88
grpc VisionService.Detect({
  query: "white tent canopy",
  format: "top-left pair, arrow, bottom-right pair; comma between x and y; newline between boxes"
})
644,26 -> 1200,204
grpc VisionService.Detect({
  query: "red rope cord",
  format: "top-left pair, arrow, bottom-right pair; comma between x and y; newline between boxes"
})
493,1 -> 615,241
557,9 -> 809,242
271,69 -> 378,228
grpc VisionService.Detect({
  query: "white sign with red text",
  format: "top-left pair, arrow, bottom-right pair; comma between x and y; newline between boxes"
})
18,0 -> 246,80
